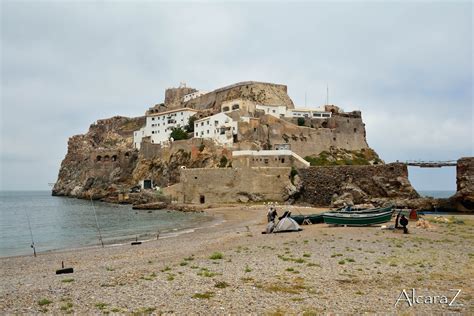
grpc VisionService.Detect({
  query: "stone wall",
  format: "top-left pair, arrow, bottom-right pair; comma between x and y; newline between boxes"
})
164,86 -> 197,109
297,163 -> 419,206
236,113 -> 368,158
184,81 -> 295,112
178,167 -> 292,204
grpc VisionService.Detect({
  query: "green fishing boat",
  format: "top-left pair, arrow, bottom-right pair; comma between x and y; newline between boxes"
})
335,205 -> 393,214
289,214 -> 324,225
322,210 -> 393,226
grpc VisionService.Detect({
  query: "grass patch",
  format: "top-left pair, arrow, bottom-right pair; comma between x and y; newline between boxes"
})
166,273 -> 175,281
95,302 -> 108,310
331,253 -> 343,258
346,258 -> 355,263
161,266 -> 171,272
303,253 -> 311,258
61,278 -> 75,283
214,281 -> 229,289
209,252 -> 224,260
179,261 -> 188,266
244,265 -> 252,273
192,291 -> 214,299
307,262 -> 321,267
105,266 -> 115,271
197,268 -> 218,277
140,272 -> 157,281
338,260 -> 345,265
38,299 -> 52,306
60,302 -> 73,311
184,255 -> 194,261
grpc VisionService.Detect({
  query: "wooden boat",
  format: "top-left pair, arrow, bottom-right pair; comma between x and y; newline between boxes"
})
289,214 -> 324,225
334,205 -> 393,214
322,210 -> 393,226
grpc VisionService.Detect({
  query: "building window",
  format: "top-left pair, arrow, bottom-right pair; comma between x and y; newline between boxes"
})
112,155 -> 117,161
201,122 -> 204,126
214,120 -> 218,126
195,132 -> 198,137
223,106 -> 229,112
152,117 -> 155,121
232,104 -> 239,110
206,121 -> 209,125
207,130 -> 209,134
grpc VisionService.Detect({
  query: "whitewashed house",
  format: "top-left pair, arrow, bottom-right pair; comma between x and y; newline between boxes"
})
194,112 -> 238,146
133,108 -> 198,149
182,90 -> 208,103
256,104 -> 287,118
285,107 -> 332,119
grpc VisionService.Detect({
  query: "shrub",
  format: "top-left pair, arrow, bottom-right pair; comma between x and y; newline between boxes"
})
297,117 -> 305,126
185,115 -> 197,133
38,299 -> 52,306
170,127 -> 188,141
209,252 -> 223,260
219,156 -> 228,168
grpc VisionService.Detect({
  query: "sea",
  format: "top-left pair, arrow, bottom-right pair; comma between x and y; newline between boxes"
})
418,190 -> 456,199
0,191 -> 214,258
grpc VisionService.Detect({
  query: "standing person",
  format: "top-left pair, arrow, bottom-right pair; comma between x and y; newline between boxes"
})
400,215 -> 409,234
267,206 -> 278,223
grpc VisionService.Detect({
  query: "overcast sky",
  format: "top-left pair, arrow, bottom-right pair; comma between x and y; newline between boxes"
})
1,1 -> 472,191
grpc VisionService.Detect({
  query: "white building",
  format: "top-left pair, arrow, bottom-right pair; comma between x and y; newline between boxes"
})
133,108 -> 199,149
182,90 -> 208,103
256,104 -> 287,118
194,112 -> 238,146
285,108 -> 332,119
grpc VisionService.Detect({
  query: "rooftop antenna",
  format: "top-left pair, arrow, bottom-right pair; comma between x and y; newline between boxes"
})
326,83 -> 329,105
90,196 -> 104,248
25,209 -> 36,257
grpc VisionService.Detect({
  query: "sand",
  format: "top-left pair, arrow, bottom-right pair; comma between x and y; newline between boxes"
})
1,205 -> 473,314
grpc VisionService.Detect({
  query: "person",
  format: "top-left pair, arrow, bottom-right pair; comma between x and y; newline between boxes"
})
267,206 -> 278,223
395,212 -> 401,229
400,215 -> 409,234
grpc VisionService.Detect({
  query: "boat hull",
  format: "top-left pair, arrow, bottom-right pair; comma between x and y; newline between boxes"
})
289,214 -> 324,225
323,210 -> 393,226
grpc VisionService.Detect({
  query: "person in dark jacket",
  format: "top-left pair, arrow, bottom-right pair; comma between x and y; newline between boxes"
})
400,215 -> 409,234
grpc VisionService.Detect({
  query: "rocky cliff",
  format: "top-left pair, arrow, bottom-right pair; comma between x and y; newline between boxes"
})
451,157 -> 474,212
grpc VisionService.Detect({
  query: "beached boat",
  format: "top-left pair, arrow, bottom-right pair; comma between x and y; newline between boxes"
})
322,210 -> 393,226
334,206 -> 393,214
289,214 -> 324,225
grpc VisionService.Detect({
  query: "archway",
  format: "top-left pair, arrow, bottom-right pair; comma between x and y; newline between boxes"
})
407,166 -> 456,198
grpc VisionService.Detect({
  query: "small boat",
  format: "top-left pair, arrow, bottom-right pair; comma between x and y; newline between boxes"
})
322,209 -> 393,226
289,214 -> 324,225
334,205 -> 393,214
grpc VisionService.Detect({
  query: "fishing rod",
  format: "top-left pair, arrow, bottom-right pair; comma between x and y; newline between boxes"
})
90,196 -> 104,248
24,209 -> 36,257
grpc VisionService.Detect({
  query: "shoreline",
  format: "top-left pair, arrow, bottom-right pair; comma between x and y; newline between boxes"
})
1,205 -> 472,314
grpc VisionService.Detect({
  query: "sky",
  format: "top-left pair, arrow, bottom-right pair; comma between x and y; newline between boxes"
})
1,1 -> 472,191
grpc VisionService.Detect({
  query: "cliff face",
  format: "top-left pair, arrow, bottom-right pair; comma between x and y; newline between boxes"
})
52,116 -> 145,199
452,157 -> 474,212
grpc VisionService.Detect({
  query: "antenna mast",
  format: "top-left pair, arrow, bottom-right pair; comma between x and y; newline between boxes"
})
326,83 -> 329,105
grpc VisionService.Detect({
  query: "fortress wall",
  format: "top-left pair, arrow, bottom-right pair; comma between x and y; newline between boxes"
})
298,163 -> 418,206
179,167 -> 292,204
236,114 -> 369,158
184,82 -> 295,112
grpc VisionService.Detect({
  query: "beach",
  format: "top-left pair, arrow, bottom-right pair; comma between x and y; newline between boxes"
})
1,205 -> 473,314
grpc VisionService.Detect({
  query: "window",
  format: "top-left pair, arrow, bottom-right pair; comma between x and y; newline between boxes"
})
96,155 -> 102,162
232,104 -> 239,110
152,117 -> 155,121
206,121 -> 209,125
220,128 -> 225,135
281,158 -> 285,163
214,121 -> 218,126
201,122 -> 204,126
195,132 -> 198,137
207,130 -> 209,134
223,106 -> 229,112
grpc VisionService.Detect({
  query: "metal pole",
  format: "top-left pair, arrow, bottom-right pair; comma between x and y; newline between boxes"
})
90,196 -> 104,248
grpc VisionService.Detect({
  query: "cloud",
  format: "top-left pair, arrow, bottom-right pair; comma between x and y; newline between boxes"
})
1,1 -> 472,190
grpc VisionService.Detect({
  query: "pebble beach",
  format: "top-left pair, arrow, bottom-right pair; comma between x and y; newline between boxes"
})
1,205 -> 473,314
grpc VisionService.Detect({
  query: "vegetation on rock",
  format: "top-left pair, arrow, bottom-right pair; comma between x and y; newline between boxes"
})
170,127 -> 188,141
305,148 -> 383,166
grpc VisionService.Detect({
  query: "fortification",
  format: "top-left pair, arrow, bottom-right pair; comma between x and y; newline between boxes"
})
297,163 -> 419,206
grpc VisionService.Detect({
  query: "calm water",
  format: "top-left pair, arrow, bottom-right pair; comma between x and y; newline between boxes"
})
0,191 -> 213,257
418,190 -> 456,199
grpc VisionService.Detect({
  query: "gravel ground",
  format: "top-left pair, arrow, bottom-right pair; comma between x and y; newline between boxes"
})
1,205 -> 473,315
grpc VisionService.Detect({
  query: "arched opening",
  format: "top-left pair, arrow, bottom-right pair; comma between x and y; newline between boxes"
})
125,152 -> 130,158
322,122 -> 328,128
232,104 -> 240,110
112,155 -> 117,161
104,155 -> 110,162
407,166 -> 456,198
96,155 -> 102,162
222,106 -> 230,112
